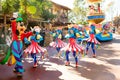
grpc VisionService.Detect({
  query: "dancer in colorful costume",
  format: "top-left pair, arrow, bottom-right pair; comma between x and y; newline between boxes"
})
24,26 -> 47,68
50,28 -> 66,55
61,26 -> 84,68
76,26 -> 89,44
86,24 -> 100,58
11,13 -> 33,76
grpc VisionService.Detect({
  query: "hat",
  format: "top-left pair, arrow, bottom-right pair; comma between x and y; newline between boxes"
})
34,26 -> 41,33
13,12 -> 18,18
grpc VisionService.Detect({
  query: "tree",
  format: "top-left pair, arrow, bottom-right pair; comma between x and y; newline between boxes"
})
19,0 -> 55,25
69,0 -> 88,24
1,0 -> 55,27
19,0 -> 30,25
113,16 -> 120,28
1,0 -> 18,43
13,0 -> 20,12
1,0 -> 21,26
2,0 -> 14,26
32,0 -> 55,21
1,0 -> 17,39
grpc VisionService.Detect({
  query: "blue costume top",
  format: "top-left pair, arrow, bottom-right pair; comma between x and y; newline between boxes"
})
31,33 -> 43,43
66,27 -> 76,39
49,29 -> 66,49
50,29 -> 63,40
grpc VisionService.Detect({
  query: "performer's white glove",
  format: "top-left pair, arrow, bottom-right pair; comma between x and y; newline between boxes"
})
13,12 -> 18,18
11,12 -> 18,21
30,27 -> 34,32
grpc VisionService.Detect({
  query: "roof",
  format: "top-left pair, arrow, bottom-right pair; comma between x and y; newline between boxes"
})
51,1 -> 71,10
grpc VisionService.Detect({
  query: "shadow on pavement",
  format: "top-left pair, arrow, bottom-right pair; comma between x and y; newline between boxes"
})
49,57 -> 64,65
0,62 -> 62,80
112,38 -> 120,43
105,59 -> 120,65
46,46 -> 58,56
97,49 -> 119,58
72,61 -> 116,80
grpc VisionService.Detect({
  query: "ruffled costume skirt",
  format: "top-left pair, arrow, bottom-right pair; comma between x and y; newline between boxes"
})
61,38 -> 84,52
50,38 -> 67,48
24,41 -> 47,54
87,34 -> 100,44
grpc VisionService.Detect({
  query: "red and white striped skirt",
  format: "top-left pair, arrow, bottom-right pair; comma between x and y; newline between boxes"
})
24,41 -> 47,54
61,38 -> 84,52
87,37 -> 100,44
50,39 -> 67,48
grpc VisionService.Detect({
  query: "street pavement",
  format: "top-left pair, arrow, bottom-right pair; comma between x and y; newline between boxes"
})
0,34 -> 120,80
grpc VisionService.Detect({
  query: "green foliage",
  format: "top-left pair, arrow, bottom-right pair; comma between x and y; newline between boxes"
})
77,20 -> 88,25
69,0 -> 88,24
41,10 -> 56,21
13,0 -> 20,12
27,6 -> 36,14
20,12 -> 27,24
1,0 -> 55,25
19,0 -> 55,23
1,0 -> 20,13
34,0 -> 55,20
2,0 -> 15,14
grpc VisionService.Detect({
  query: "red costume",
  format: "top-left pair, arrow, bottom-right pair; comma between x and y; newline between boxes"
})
11,20 -> 32,41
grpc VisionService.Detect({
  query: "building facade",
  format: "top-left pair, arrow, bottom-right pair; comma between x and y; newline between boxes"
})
50,1 -> 71,27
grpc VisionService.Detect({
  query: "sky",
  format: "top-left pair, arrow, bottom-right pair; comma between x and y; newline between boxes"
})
51,0 -> 74,9
103,0 -> 120,21
51,0 -> 120,21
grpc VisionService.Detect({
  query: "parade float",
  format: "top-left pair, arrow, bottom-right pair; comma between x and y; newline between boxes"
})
87,0 -> 105,24
87,0 -> 113,41
96,22 -> 113,41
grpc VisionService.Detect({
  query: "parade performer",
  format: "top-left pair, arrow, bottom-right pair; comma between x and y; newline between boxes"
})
49,28 -> 66,55
11,13 -> 33,76
89,5 -> 95,15
61,26 -> 84,68
86,24 -> 100,58
76,26 -> 89,44
24,26 -> 47,68
102,23 -> 110,36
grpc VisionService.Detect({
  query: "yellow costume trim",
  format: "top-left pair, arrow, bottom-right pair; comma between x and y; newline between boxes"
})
58,34 -> 62,39
37,34 -> 42,39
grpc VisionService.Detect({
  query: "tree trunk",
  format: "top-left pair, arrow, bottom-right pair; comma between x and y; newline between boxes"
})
3,13 -> 6,37
3,13 -> 6,27
2,13 -> 7,44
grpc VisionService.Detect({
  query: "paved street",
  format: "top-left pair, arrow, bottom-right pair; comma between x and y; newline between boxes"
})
0,34 -> 120,80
